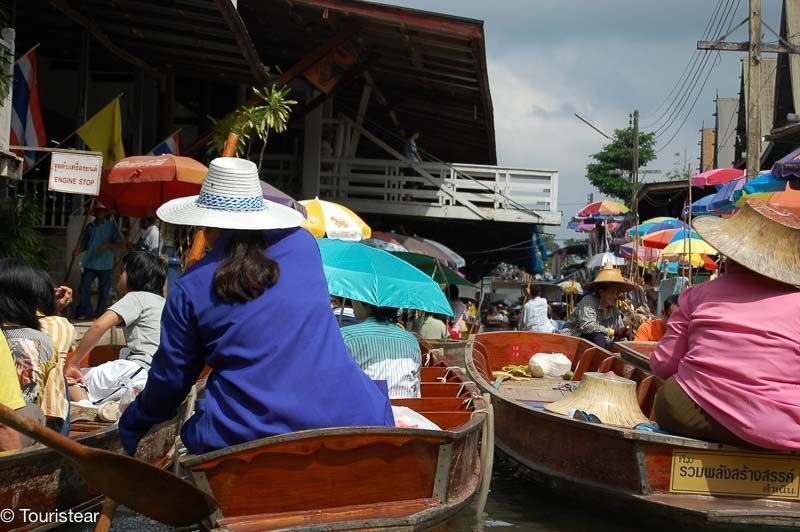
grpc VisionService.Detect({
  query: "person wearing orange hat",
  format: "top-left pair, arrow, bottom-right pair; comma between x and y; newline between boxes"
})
74,201 -> 121,319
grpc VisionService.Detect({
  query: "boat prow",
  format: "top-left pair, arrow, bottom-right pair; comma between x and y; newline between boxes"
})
465,331 -> 800,529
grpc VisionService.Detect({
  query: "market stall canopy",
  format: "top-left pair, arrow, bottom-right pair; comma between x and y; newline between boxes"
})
689,168 -> 744,187
586,252 -> 625,269
301,199 -> 371,241
101,155 -> 206,218
641,228 -> 700,250
317,239 -> 452,316
392,251 -> 477,288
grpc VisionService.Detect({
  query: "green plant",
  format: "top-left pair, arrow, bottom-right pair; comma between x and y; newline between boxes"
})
585,127 -> 656,203
0,195 -> 49,269
0,7 -> 11,101
208,85 -> 297,168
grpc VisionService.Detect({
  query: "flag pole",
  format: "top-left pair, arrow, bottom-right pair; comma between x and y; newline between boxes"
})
21,92 -> 124,176
15,42 -> 40,60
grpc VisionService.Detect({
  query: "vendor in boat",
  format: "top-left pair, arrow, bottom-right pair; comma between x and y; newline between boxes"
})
341,302 -> 422,399
651,199 -> 800,450
557,264 -> 632,348
119,158 -> 393,456
634,295 -> 679,342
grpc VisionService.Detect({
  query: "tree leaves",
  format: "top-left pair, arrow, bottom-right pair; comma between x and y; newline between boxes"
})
208,85 -> 297,160
0,196 -> 49,269
585,127 -> 656,203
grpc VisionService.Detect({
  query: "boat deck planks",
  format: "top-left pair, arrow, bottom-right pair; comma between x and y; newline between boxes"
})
498,378 -> 573,403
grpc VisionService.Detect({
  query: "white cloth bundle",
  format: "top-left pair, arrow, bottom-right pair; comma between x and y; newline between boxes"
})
528,352 -> 572,378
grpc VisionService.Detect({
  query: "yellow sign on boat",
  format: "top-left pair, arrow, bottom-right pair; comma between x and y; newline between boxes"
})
670,450 -> 800,500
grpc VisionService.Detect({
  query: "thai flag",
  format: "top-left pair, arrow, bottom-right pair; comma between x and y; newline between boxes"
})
147,130 -> 180,156
10,49 -> 46,167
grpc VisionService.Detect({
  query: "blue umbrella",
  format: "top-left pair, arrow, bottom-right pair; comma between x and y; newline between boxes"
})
707,177 -> 744,213
627,218 -> 685,237
771,146 -> 800,179
732,173 -> 789,206
691,194 -> 716,216
317,239 -> 453,316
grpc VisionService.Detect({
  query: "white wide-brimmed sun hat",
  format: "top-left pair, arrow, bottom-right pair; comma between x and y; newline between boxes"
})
156,157 -> 305,230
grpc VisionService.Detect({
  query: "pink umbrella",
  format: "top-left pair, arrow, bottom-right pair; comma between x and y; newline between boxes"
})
690,168 -> 744,187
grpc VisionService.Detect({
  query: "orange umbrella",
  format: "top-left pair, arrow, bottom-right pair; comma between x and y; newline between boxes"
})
101,155 -> 207,217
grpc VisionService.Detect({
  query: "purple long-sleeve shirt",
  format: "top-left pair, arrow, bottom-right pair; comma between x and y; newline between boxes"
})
651,264 -> 800,450
119,228 -> 394,455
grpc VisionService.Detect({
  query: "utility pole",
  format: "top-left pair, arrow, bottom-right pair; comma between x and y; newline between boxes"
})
632,110 -> 640,278
697,0 -> 800,180
746,0 -> 762,179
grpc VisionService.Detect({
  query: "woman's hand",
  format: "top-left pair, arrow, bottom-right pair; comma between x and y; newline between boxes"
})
54,286 -> 73,314
65,365 -> 85,386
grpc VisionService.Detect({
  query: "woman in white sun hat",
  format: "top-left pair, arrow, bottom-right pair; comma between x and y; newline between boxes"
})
119,157 -> 394,455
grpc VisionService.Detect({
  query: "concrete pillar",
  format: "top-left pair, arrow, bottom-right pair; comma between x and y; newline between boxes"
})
302,91 -> 322,199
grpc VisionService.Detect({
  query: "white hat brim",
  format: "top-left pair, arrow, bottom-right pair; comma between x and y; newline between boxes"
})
157,195 -> 305,230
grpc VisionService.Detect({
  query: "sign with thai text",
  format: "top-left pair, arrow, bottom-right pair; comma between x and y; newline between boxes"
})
670,450 -> 800,500
48,152 -> 103,196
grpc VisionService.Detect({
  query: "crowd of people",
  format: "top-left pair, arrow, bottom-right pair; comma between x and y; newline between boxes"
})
2,155 -> 798,456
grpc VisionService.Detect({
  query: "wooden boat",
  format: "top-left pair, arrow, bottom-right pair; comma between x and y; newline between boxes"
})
179,351 -> 489,531
0,345 -> 193,531
612,340 -> 657,369
466,331 -> 800,528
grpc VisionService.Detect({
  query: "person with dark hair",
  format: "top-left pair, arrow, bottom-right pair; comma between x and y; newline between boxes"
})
119,158 -> 393,456
634,295 -> 679,342
642,271 -> 658,312
136,216 -> 160,256
331,296 -> 358,327
522,284 -> 554,333
0,258 -> 59,436
448,285 -> 468,337
417,312 -> 448,341
74,202 -> 121,319
66,251 -> 167,408
33,269 -> 73,433
341,300 -> 422,398
402,130 -> 421,163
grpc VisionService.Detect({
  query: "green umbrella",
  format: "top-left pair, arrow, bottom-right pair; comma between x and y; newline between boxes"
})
392,251 -> 477,288
317,239 -> 453,316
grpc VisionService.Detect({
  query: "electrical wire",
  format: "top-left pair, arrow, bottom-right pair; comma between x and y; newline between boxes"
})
642,0 -> 726,126
651,0 -> 739,138
655,0 -> 743,153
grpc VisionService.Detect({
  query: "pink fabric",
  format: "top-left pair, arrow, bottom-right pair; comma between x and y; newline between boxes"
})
651,265 -> 800,450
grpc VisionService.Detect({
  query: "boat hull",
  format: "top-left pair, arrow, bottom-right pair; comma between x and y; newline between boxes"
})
466,331 -> 800,529
181,360 -> 487,531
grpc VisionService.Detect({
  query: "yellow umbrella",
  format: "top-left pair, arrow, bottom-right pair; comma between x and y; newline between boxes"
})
661,237 -> 718,256
300,198 -> 371,241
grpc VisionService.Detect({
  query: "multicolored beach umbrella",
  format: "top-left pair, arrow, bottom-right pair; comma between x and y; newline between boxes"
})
301,198 -> 371,241
690,167 -> 744,187
642,228 -> 700,249
574,200 -> 629,220
626,217 -> 685,237
771,146 -> 800,179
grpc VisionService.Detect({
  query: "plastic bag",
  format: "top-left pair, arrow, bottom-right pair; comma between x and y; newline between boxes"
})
528,352 -> 572,378
391,406 -> 442,431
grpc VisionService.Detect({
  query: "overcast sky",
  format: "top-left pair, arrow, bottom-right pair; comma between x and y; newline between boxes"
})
383,0 -> 782,240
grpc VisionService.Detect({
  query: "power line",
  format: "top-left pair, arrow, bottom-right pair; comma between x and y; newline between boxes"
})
643,0 -> 726,125
654,0 -> 743,153
651,0 -> 739,137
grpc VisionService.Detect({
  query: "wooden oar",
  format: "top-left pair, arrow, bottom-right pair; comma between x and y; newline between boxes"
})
0,404 -> 217,527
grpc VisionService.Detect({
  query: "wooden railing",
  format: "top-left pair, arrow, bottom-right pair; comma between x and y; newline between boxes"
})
318,158 -> 560,224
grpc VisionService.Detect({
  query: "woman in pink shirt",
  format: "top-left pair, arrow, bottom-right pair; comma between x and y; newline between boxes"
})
651,198 -> 800,450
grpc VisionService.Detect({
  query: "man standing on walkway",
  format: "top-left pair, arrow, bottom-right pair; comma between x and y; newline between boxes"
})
74,202 -> 120,319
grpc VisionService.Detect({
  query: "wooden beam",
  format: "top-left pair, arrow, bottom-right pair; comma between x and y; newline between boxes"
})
47,0 -> 163,82
698,40 -> 800,54
277,22 -> 363,87
294,59 -> 372,119
363,71 -> 400,127
348,82 -> 372,157
339,113 -> 488,220
213,0 -> 272,87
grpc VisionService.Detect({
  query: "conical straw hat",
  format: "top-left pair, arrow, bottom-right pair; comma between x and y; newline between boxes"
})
545,372 -> 650,428
584,263 -> 636,292
693,198 -> 800,286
